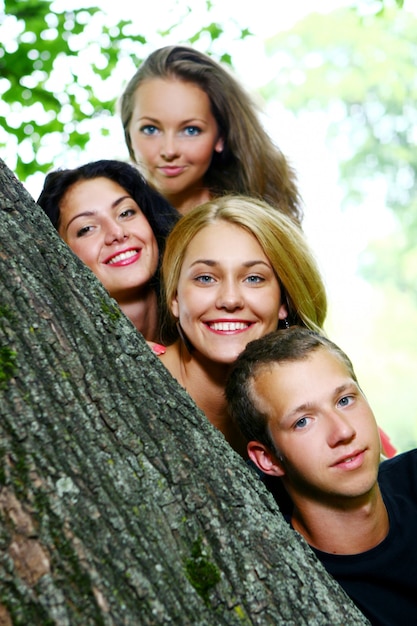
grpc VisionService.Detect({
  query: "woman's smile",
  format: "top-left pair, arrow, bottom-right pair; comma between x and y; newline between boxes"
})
171,220 -> 287,364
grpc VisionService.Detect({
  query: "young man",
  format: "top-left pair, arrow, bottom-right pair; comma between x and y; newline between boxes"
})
226,327 -> 417,626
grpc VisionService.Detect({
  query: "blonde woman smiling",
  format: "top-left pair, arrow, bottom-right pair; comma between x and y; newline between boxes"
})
158,195 -> 326,455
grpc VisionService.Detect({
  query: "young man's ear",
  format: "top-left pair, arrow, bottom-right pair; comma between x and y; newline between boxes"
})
247,441 -> 285,477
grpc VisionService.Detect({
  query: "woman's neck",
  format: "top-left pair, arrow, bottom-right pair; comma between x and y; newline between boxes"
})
165,186 -> 212,215
117,288 -> 159,342
160,340 -> 248,457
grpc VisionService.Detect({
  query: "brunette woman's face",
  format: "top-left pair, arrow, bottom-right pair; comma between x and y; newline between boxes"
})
58,177 -> 159,302
171,221 -> 288,365
128,78 -> 224,212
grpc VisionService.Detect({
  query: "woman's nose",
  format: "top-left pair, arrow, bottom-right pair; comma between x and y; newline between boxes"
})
104,222 -> 127,245
160,133 -> 179,160
216,281 -> 244,311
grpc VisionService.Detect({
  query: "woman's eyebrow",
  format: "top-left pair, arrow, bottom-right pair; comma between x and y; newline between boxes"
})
188,259 -> 271,268
65,195 -> 131,229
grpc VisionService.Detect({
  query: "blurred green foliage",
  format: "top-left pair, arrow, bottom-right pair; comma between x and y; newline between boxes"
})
0,0 -> 243,180
262,4 -> 417,297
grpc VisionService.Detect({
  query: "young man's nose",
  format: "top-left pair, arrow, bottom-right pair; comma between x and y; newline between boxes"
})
327,411 -> 356,448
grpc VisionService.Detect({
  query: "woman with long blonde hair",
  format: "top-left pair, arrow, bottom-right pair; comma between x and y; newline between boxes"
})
158,195 -> 326,455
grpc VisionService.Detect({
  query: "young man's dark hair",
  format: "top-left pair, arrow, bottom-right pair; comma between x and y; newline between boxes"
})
226,327 -> 356,452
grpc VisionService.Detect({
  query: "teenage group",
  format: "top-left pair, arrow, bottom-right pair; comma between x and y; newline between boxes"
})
36,45 -> 415,623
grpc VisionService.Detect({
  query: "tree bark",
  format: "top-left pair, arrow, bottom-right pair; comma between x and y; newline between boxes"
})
0,159 -> 369,625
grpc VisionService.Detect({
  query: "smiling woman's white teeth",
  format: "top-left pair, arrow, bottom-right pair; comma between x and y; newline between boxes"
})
209,322 -> 248,331
108,250 -> 138,264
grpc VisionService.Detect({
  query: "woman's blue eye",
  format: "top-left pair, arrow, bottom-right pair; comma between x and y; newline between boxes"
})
184,126 -> 201,136
140,125 -> 158,135
245,275 -> 263,284
195,275 -> 214,284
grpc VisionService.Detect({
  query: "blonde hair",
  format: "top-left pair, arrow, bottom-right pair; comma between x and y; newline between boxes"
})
120,45 -> 302,225
161,195 -> 326,344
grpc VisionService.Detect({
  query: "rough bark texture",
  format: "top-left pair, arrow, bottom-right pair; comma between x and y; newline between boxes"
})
0,159 -> 369,625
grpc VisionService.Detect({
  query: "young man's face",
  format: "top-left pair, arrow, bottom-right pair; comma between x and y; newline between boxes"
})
249,348 -> 382,505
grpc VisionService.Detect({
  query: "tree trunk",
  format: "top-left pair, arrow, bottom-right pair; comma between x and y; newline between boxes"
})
0,159 -> 368,625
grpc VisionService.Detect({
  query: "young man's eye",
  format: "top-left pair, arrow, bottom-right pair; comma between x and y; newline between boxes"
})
338,396 -> 353,408
294,417 -> 309,429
